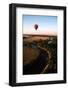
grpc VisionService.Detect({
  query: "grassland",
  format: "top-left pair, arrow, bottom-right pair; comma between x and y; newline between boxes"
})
23,35 -> 57,75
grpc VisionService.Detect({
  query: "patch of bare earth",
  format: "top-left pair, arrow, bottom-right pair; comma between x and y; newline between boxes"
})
23,47 -> 40,65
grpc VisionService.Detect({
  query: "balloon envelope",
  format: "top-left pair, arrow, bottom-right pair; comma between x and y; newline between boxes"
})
34,24 -> 38,30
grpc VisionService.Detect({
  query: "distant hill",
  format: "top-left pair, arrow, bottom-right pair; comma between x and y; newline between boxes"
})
23,35 -> 57,42
23,34 -> 57,37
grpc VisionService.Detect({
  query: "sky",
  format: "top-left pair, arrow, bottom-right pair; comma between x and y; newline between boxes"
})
23,15 -> 57,35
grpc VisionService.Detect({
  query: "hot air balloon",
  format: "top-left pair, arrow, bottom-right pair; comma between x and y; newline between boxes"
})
34,24 -> 38,30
